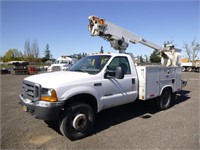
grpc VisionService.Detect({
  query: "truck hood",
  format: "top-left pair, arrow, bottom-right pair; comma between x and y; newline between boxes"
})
24,71 -> 94,88
50,64 -> 69,67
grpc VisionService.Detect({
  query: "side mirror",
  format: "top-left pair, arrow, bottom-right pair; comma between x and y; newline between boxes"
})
115,66 -> 124,79
104,66 -> 124,79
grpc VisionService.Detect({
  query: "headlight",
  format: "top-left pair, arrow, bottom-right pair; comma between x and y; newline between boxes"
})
40,88 -> 58,102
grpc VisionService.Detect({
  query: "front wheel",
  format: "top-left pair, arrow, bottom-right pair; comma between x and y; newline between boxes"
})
156,88 -> 172,110
59,102 -> 95,140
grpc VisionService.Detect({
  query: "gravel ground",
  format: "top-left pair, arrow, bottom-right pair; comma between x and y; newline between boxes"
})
1,72 -> 199,149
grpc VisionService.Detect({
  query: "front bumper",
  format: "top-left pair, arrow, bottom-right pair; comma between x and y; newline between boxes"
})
19,94 -> 64,121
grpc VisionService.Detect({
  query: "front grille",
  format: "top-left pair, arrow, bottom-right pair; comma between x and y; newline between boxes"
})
22,81 -> 40,101
52,66 -> 61,71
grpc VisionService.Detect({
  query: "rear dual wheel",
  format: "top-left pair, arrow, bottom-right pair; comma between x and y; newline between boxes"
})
187,67 -> 193,72
181,67 -> 186,72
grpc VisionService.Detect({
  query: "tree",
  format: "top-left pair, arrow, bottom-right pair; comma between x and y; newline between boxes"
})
137,55 -> 145,63
150,51 -> 161,63
144,55 -> 149,63
149,40 -> 174,63
164,40 -> 174,47
183,39 -> 200,61
77,52 -> 87,60
43,44 -> 51,60
100,46 -> 104,53
24,39 -> 31,58
3,49 -> 23,62
24,39 -> 40,61
31,39 -> 39,58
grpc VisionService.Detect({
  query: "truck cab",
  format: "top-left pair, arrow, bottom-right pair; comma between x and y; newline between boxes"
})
20,53 -> 138,115
68,53 -> 138,110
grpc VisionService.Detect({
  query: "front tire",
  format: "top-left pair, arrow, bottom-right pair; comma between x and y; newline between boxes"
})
59,102 -> 95,140
156,88 -> 172,110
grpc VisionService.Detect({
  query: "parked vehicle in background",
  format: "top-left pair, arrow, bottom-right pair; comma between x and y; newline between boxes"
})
47,56 -> 78,72
9,61 -> 37,75
181,58 -> 200,72
0,68 -> 11,74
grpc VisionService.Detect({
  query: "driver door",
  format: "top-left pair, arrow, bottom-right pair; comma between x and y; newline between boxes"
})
101,56 -> 137,109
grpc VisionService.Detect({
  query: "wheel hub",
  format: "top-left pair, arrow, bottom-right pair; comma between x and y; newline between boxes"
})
72,114 -> 87,131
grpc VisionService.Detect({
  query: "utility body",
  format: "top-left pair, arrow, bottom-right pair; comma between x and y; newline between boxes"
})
19,16 -> 186,140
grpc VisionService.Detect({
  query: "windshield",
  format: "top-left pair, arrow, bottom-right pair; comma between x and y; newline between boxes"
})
70,55 -> 111,74
54,60 -> 70,64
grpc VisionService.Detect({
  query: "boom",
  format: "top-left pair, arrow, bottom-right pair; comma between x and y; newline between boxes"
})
88,15 -> 181,67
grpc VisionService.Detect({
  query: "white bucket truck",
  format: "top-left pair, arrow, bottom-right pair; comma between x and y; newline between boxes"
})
19,16 -> 186,140
47,56 -> 77,72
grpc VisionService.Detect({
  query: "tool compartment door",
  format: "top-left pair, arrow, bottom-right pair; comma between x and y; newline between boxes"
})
145,67 -> 160,99
137,66 -> 160,100
159,67 -> 176,92
175,67 -> 182,91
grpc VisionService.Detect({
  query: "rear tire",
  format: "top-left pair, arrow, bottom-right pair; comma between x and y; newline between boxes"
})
156,88 -> 172,110
59,102 -> 95,140
196,67 -> 200,73
181,67 -> 186,72
187,67 -> 193,72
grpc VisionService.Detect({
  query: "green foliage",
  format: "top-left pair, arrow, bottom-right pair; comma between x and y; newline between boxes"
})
137,55 -> 145,63
70,53 -> 88,60
144,55 -> 149,63
41,57 -> 49,63
150,51 -> 161,63
43,44 -> 51,60
3,49 -> 24,62
100,46 -> 104,53
164,40 -> 174,46
78,52 -> 87,60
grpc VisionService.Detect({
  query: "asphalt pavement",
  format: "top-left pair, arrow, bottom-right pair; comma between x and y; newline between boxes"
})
1,72 -> 199,149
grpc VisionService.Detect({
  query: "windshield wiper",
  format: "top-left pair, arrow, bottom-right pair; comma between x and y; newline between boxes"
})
73,69 -> 86,73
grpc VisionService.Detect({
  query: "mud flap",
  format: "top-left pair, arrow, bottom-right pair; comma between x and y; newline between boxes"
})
181,80 -> 187,88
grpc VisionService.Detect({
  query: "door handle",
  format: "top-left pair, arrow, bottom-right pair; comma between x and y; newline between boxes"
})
132,78 -> 135,85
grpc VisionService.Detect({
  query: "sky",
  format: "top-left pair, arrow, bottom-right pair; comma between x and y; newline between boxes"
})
1,0 -> 199,59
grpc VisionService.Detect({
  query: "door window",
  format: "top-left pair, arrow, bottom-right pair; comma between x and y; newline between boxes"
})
108,56 -> 131,74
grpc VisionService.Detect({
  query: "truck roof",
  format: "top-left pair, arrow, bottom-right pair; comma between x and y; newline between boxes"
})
91,53 -> 130,57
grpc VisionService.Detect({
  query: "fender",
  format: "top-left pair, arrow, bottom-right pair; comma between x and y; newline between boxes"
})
160,85 -> 173,95
60,86 -> 100,109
